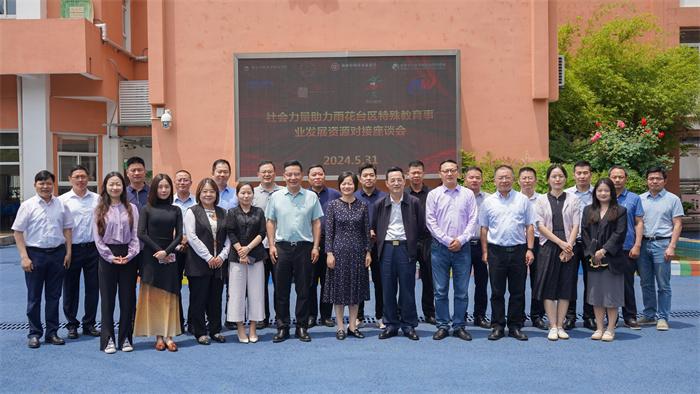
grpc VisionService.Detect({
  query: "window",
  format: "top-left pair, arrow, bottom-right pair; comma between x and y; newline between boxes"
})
0,0 -> 16,18
680,28 -> 700,53
57,135 -> 99,195
0,131 -> 20,231
680,0 -> 700,8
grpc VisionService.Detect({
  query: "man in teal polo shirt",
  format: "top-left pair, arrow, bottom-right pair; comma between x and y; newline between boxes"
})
266,160 -> 324,343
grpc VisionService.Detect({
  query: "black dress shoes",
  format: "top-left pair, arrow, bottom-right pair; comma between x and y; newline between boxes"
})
403,328 -> 419,341
46,334 -> 65,345
347,328 -> 365,339
27,337 -> 40,349
307,317 -> 317,328
273,328 -> 290,343
562,318 -> 576,330
83,325 -> 101,337
624,319 -> 641,330
474,316 -> 491,329
508,328 -> 528,341
488,328 -> 505,340
433,328 -> 449,340
67,327 -> 79,339
378,328 -> 398,339
425,316 -> 437,325
295,327 -> 311,342
583,318 -> 597,331
453,327 -> 472,341
322,318 -> 335,327
532,318 -> 548,330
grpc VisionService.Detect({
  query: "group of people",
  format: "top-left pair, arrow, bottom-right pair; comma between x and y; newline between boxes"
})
12,155 -> 684,352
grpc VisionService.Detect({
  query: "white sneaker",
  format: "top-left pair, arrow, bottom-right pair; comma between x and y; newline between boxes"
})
104,338 -> 117,354
591,330 -> 603,340
547,328 -> 558,341
121,338 -> 133,352
557,328 -> 570,340
656,319 -> 669,331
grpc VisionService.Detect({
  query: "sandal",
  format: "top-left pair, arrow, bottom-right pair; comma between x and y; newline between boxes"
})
336,329 -> 346,340
212,333 -> 227,343
602,330 -> 615,342
197,335 -> 211,345
165,340 -> 178,352
155,338 -> 166,351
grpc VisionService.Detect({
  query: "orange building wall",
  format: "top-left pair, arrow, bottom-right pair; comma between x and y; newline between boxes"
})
0,76 -> 18,130
150,0 -> 559,181
50,98 -> 106,134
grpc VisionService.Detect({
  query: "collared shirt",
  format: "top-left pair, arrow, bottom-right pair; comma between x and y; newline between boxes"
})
308,186 -> 341,237
93,203 -> 141,263
126,184 -> 149,213
426,185 -> 478,247
565,185 -> 593,239
640,189 -> 683,238
355,188 -> 386,226
58,189 -> 99,244
470,190 -> 491,239
218,185 -> 239,210
173,193 -> 196,232
253,183 -> 283,211
479,189 -> 536,246
12,195 -> 74,248
407,184 -> 431,239
266,187 -> 324,243
617,188 -> 644,250
521,191 -> 541,238
385,195 -> 407,241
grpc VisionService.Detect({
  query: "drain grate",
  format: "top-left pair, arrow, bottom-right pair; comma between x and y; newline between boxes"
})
1,311 -> 698,331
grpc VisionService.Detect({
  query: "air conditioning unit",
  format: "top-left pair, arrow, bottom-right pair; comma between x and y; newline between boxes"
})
558,55 -> 565,88
119,81 -> 151,126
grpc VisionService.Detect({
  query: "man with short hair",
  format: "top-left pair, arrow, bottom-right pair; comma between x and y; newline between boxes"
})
266,160 -> 323,342
355,162 -> 387,328
212,158 -> 239,210
426,160 -> 477,341
518,166 -> 547,330
252,160 -> 283,329
479,165 -> 535,341
58,165 -> 100,339
406,160 -> 436,325
374,167 -> 424,340
307,164 -> 341,328
563,160 -> 595,330
172,169 -> 195,333
125,156 -> 149,213
609,165 -> 644,330
464,166 -> 491,329
637,167 -> 683,331
13,170 -> 74,348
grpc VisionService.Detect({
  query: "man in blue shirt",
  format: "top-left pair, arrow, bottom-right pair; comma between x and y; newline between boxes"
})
637,167 -> 684,331
212,159 -> 238,210
125,156 -> 149,213
307,164 -> 341,328
609,165 -> 644,330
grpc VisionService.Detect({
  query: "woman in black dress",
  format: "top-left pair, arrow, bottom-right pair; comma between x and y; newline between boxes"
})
323,171 -> 371,340
135,174 -> 183,351
582,178 -> 627,342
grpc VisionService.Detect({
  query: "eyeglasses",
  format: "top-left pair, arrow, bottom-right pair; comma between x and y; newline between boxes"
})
441,169 -> 459,174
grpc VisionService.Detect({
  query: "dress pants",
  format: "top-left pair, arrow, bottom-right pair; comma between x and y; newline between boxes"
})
469,241 -> 489,319
25,245 -> 66,339
227,259 -> 265,322
309,244 -> 332,321
274,241 -> 313,329
565,241 -> 594,321
63,243 -> 99,330
487,244 -> 527,330
418,238 -> 435,319
527,239 -> 544,322
380,242 -> 418,331
98,246 -> 138,350
263,251 -> 276,324
621,252 -> 638,321
358,244 -> 383,320
188,275 -> 224,338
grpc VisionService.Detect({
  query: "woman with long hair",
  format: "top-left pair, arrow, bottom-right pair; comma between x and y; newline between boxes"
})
134,174 -> 183,351
185,178 -> 231,345
533,164 -> 581,341
93,172 -> 140,354
582,178 -> 628,342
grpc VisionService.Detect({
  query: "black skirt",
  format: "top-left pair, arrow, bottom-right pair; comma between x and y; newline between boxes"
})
533,241 -> 577,301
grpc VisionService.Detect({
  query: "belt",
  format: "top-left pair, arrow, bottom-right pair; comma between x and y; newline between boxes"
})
72,242 -> 95,248
27,245 -> 65,254
643,236 -> 671,241
488,243 -> 525,253
277,241 -> 312,247
385,240 -> 406,246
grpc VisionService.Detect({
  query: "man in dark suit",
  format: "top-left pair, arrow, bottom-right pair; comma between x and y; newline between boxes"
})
372,167 -> 424,340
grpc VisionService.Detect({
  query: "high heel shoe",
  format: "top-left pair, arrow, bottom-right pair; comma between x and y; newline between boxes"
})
237,334 -> 249,344
248,335 -> 259,343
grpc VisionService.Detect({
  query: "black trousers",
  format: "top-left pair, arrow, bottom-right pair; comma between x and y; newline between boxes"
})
417,238 -> 435,318
188,274 -> 224,337
175,250 -> 189,331
528,239 -> 544,321
469,241 -> 489,318
566,241 -> 594,321
358,244 -> 383,319
263,252 -> 276,323
309,244 -> 332,320
274,241 -> 313,328
621,252 -> 638,320
98,247 -> 138,350
25,245 -> 66,338
63,243 -> 99,330
487,244 -> 527,330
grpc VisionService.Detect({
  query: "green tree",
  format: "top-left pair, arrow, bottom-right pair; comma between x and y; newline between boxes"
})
549,3 -> 700,167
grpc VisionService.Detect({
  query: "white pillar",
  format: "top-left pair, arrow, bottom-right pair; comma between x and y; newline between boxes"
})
19,75 -> 51,200
102,101 -> 122,176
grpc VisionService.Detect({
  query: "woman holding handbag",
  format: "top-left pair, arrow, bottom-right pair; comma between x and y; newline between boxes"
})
582,177 -> 628,342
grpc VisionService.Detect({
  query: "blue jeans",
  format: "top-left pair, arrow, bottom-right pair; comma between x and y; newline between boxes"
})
431,240 -> 471,329
380,242 -> 418,331
637,239 -> 672,320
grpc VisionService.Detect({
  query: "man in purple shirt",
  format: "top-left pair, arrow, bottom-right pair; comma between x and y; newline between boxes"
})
426,160 -> 478,341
